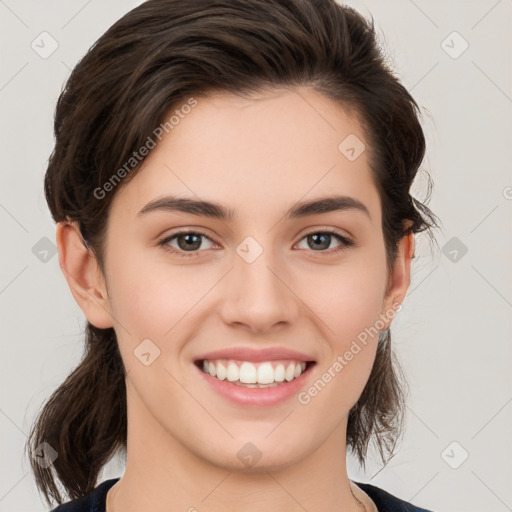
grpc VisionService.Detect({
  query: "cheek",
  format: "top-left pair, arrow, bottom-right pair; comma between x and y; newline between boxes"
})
106,249 -> 219,340
305,253 -> 388,342
296,281 -> 384,418
303,251 -> 387,390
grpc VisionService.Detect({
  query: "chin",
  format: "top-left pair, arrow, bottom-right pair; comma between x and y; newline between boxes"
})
198,436 -> 312,473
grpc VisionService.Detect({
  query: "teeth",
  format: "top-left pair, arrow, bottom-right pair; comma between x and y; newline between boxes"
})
226,362 -> 239,382
285,363 -> 295,381
216,362 -> 227,380
257,362 -> 274,384
240,362 -> 257,384
274,364 -> 285,382
200,359 -> 308,385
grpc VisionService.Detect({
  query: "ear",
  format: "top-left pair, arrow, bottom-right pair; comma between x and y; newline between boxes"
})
56,221 -> 114,329
380,221 -> 415,329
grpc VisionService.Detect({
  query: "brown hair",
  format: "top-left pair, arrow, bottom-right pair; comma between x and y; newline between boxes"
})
26,0 -> 439,506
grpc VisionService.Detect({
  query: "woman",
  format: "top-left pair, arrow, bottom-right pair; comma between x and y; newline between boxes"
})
26,0 -> 439,510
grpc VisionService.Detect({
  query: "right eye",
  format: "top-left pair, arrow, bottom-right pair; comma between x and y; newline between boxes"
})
158,231 -> 217,258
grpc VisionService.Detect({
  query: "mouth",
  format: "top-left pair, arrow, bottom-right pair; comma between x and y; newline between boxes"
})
194,358 -> 317,388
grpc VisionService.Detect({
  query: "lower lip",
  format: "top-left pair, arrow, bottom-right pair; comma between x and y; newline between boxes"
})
195,363 -> 315,407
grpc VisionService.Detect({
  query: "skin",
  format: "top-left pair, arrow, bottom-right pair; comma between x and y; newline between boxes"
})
57,86 -> 414,512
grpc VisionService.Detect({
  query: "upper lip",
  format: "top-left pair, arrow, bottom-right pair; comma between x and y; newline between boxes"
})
194,347 -> 316,363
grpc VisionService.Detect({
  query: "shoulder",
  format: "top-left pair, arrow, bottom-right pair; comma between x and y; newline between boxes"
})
50,478 -> 120,512
353,481 -> 434,512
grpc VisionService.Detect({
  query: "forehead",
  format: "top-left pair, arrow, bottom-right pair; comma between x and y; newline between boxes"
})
108,87 -> 380,225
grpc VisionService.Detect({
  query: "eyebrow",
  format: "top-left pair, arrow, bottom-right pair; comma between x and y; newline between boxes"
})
137,194 -> 371,221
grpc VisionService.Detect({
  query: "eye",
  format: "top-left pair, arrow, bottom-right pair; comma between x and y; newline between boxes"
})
295,230 -> 354,254
158,231 -> 216,258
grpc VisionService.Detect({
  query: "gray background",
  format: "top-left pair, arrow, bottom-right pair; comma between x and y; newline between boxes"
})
1,1 -> 511,511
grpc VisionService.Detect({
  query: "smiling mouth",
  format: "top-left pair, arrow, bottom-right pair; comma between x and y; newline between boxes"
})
195,359 -> 316,388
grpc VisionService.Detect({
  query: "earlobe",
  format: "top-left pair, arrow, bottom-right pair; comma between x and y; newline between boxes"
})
56,221 -> 114,329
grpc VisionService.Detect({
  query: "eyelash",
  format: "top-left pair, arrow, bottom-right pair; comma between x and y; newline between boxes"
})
157,229 -> 355,258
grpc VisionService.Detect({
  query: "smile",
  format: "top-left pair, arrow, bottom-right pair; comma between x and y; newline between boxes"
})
195,356 -> 316,406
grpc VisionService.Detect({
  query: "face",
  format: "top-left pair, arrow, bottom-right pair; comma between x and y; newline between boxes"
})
75,86 -> 410,472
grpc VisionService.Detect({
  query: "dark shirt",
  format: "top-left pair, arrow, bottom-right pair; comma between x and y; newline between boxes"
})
50,477 -> 433,511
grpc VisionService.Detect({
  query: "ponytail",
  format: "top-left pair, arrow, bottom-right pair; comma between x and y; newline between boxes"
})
25,324 -> 126,507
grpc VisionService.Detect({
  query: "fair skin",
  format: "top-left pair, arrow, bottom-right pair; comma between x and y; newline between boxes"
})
57,86 -> 414,512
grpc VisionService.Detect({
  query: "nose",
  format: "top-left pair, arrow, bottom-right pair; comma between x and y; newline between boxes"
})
219,245 -> 300,334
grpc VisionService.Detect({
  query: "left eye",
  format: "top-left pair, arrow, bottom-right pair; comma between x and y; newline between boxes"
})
158,230 -> 353,258
296,231 -> 353,253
